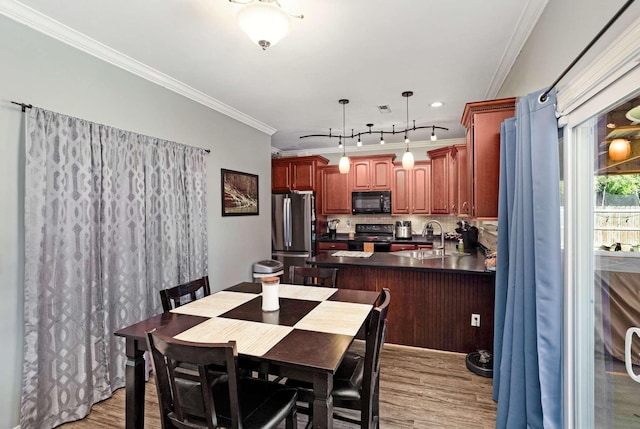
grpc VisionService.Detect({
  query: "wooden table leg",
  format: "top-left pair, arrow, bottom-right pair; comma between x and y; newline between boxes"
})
125,338 -> 146,429
312,372 -> 333,429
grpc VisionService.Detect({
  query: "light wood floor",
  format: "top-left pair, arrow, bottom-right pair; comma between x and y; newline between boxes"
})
59,343 -> 497,429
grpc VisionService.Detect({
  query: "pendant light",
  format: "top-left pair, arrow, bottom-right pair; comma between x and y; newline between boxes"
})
401,91 -> 415,170
608,138 -> 631,161
338,99 -> 350,174
430,125 -> 438,141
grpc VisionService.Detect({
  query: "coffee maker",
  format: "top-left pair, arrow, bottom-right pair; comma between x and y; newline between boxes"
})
456,221 -> 478,251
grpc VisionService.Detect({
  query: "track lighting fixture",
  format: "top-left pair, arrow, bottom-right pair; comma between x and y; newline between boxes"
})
300,92 -> 448,156
230,0 -> 303,50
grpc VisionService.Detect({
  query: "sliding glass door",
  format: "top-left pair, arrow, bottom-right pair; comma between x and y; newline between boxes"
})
569,88 -> 640,428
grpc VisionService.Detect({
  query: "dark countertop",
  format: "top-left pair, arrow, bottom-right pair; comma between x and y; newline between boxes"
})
308,242 -> 493,275
316,233 -> 442,246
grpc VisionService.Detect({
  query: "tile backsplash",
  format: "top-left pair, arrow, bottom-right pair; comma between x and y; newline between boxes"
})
321,214 -> 498,251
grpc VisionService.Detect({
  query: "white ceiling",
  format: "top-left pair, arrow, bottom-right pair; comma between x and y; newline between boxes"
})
2,0 -> 548,152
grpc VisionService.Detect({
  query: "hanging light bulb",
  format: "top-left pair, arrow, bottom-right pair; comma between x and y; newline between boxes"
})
357,136 -> 362,147
338,99 -> 350,174
236,0 -> 292,50
380,131 -> 385,145
401,91 -> 414,169
608,138 -> 631,161
431,125 -> 438,141
402,149 -> 415,169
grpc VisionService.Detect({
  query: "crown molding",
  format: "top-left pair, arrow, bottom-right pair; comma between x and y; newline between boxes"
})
274,137 -> 467,158
557,15 -> 640,117
0,0 -> 277,136
484,0 -> 550,99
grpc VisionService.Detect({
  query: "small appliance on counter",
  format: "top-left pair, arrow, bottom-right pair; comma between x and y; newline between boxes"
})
455,220 -> 479,251
394,220 -> 412,239
327,219 -> 340,239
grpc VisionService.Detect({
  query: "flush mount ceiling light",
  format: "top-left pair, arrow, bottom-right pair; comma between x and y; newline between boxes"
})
230,0 -> 303,50
608,138 -> 631,161
300,91 -> 448,160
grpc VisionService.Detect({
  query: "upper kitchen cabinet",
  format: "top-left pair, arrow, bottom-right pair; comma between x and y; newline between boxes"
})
461,98 -> 516,220
452,144 -> 470,217
427,147 -> 454,214
271,155 -> 329,192
392,161 -> 431,214
319,165 -> 351,214
350,154 -> 395,191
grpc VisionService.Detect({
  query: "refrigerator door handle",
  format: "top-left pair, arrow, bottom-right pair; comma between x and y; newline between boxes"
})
284,196 -> 291,247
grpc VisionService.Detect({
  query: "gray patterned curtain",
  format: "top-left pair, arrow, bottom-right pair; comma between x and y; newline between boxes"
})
20,107 -> 208,429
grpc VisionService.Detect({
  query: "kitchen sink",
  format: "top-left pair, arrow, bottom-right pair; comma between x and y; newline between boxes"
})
391,249 -> 472,260
391,249 -> 450,260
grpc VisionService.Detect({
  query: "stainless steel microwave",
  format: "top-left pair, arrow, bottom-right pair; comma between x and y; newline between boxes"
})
352,191 -> 392,214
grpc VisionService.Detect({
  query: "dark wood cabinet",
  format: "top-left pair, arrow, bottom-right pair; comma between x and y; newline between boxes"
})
316,241 -> 348,255
461,98 -> 516,220
389,243 -> 416,251
350,155 -> 395,191
319,165 -> 351,214
427,147 -> 452,214
271,156 -> 328,192
453,144 -> 470,216
392,161 -> 431,215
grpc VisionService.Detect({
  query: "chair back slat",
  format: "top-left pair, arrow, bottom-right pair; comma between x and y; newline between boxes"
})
160,277 -> 211,312
361,288 -> 390,428
146,329 -> 240,429
289,266 -> 338,288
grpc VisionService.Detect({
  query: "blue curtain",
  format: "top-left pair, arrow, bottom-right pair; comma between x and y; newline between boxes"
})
493,88 -> 563,428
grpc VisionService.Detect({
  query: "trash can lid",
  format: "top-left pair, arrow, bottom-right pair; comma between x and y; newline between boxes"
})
253,259 -> 284,274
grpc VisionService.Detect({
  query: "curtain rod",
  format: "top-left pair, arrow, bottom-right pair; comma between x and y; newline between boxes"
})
10,100 -> 211,153
539,0 -> 636,102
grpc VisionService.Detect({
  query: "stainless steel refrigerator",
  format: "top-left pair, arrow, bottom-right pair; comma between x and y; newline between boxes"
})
272,191 -> 316,281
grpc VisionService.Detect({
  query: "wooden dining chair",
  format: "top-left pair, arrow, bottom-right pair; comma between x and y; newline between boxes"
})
146,329 -> 298,429
160,276 -> 211,312
288,288 -> 390,428
289,266 -> 338,287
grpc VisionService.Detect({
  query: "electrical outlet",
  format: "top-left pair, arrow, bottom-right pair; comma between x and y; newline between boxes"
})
346,220 -> 352,227
471,314 -> 480,327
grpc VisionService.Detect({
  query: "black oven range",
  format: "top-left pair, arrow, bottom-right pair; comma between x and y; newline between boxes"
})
347,223 -> 394,252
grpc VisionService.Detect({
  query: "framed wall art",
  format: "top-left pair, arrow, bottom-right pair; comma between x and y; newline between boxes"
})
221,169 -> 259,216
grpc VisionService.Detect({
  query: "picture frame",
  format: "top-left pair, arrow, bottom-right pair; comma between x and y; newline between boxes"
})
221,169 -> 259,216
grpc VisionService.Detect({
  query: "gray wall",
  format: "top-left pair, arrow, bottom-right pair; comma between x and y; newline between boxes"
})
0,16 -> 271,428
498,0 -> 638,98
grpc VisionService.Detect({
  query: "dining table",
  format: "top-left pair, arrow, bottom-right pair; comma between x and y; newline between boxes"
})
114,281 -> 381,429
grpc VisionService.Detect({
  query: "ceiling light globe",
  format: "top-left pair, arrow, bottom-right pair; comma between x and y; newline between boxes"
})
404,137 -> 410,144
431,132 -> 437,141
339,155 -> 350,174
237,1 -> 292,49
357,139 -> 362,147
380,138 -> 385,145
608,138 -> 631,161
402,150 -> 414,170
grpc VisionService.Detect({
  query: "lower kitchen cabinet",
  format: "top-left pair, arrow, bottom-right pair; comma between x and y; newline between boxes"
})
316,241 -> 348,255
389,243 -> 417,252
327,266 -> 495,353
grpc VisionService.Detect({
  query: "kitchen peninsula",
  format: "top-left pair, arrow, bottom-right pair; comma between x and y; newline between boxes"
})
307,240 -> 495,353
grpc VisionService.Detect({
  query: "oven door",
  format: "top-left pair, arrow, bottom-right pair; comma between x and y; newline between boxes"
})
348,241 -> 391,252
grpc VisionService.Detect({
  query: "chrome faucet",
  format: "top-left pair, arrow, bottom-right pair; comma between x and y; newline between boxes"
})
422,220 -> 445,255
